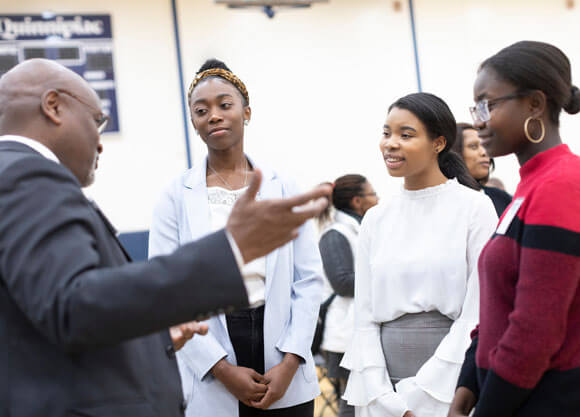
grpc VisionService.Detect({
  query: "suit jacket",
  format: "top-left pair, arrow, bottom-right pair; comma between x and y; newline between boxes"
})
0,141 -> 249,417
148,157 -> 323,416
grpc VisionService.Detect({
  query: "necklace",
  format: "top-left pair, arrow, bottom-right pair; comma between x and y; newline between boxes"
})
207,156 -> 249,191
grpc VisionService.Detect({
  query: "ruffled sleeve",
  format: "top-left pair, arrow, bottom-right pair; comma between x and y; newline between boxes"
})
340,211 -> 409,417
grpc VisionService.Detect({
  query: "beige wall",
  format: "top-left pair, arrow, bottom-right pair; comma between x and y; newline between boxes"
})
414,0 -> 580,193
1,0 -> 188,231
2,1 -> 579,230
177,0 -> 416,207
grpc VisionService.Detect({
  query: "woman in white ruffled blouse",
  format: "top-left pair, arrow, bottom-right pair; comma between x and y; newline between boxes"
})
341,93 -> 497,417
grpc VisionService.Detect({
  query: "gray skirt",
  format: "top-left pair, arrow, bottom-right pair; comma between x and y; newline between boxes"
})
380,311 -> 453,386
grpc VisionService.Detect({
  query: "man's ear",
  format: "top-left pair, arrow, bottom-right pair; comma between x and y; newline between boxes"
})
40,90 -> 63,126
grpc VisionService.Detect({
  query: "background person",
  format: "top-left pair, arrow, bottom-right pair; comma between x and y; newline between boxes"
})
454,123 -> 512,216
318,174 -> 379,417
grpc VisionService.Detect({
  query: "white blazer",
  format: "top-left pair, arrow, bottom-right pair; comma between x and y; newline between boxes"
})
148,156 -> 323,416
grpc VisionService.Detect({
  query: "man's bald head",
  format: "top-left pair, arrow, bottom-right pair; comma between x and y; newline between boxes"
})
0,58 -> 97,127
0,58 -> 89,95
0,59 -> 104,187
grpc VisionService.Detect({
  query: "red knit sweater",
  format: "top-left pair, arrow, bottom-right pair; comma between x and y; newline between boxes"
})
458,144 -> 580,417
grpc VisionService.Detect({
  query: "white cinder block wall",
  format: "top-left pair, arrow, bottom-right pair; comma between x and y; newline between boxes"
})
3,0 -> 579,232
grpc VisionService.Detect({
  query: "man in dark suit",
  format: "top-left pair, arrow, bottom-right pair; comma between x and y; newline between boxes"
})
0,59 -> 330,417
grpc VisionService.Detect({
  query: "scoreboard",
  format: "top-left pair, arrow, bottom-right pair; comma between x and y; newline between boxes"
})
0,14 -> 120,133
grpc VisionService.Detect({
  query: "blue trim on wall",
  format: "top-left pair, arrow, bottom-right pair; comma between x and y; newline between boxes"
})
118,231 -> 149,261
408,0 -> 422,92
171,0 -> 192,169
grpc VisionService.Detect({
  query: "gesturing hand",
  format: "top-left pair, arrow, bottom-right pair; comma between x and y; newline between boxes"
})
227,169 -> 331,264
250,353 -> 300,410
170,321 -> 208,351
211,359 -> 268,406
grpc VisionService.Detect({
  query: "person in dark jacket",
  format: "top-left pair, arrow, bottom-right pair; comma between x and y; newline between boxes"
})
0,58 -> 330,417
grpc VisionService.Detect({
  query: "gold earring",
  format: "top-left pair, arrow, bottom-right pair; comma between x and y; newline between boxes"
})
524,117 -> 545,144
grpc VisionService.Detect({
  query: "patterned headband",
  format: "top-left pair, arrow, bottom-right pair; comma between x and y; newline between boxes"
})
187,68 -> 249,105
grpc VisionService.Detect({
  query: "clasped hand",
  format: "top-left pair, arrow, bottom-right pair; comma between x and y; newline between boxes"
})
212,354 -> 300,409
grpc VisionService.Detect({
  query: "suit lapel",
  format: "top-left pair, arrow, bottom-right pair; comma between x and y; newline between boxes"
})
0,141 -> 134,262
88,200 -> 133,262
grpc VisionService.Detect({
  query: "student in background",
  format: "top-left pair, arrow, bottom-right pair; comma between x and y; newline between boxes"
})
318,174 -> 379,417
454,123 -> 512,216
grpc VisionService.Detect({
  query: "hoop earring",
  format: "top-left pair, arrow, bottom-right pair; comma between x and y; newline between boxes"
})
524,117 -> 545,144
244,120 -> 249,126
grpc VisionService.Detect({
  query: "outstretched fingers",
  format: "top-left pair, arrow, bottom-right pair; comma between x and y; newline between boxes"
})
278,184 -> 332,212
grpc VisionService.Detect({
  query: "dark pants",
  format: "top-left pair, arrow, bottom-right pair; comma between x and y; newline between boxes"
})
324,351 -> 354,417
226,306 -> 314,417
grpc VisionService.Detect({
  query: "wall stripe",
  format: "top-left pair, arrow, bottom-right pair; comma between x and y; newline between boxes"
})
171,0 -> 193,169
408,0 -> 423,92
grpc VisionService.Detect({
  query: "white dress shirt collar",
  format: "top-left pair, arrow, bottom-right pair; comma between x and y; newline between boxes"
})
0,135 -> 60,164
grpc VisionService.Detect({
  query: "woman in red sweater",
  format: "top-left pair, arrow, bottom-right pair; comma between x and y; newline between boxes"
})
448,41 -> 580,417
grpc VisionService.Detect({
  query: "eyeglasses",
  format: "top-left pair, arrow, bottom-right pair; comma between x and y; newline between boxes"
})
469,91 -> 529,123
56,89 -> 110,134
359,192 -> 378,197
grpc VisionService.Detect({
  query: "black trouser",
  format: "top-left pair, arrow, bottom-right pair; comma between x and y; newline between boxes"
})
323,351 -> 354,417
226,305 -> 314,417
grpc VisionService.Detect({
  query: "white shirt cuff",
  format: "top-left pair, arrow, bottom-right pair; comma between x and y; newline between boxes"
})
225,230 -> 265,308
225,230 -> 245,270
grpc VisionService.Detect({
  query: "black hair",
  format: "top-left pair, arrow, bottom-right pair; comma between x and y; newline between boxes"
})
332,174 -> 368,211
388,93 -> 480,190
480,41 -> 580,126
197,58 -> 230,74
453,122 -> 495,187
192,58 -> 249,106
317,175 -> 368,226
453,123 -> 476,156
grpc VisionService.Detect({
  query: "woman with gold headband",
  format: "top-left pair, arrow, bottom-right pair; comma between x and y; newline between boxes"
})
149,59 -> 323,417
